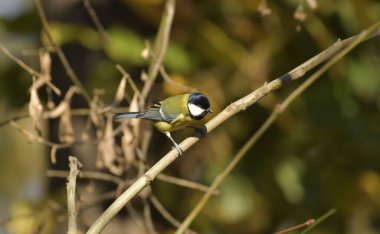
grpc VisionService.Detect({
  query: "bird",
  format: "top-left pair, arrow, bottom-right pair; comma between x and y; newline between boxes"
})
113,92 -> 212,156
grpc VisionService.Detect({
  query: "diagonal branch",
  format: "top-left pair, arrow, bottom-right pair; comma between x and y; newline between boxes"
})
86,22 -> 380,234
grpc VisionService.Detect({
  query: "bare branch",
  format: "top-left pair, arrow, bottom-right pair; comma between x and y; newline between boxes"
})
86,22 -> 380,234
67,156 -> 81,234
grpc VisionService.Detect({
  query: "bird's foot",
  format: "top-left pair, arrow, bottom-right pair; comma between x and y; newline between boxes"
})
192,126 -> 208,138
172,144 -> 183,156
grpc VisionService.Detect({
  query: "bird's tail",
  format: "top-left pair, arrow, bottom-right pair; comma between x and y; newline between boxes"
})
113,112 -> 141,120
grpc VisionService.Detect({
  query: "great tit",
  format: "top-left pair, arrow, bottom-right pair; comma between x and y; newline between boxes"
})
113,92 -> 212,155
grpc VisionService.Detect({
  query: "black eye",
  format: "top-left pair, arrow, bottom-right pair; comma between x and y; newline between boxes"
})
189,93 -> 210,109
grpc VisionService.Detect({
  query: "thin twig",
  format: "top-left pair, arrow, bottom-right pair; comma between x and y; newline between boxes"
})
6,113 -> 124,154
300,209 -> 337,234
159,66 -> 197,92
0,41 -> 40,76
9,121 -> 69,147
149,195 -> 197,234
67,156 -> 80,234
47,169 -> 127,185
143,40 -> 196,93
83,0 -> 111,43
126,204 -> 145,227
0,107 -> 129,124
86,21 -> 380,234
149,195 -> 181,228
0,114 -> 29,127
143,199 -> 157,234
34,0 -> 92,104
78,191 -> 116,212
157,173 -> 219,195
273,219 -> 315,234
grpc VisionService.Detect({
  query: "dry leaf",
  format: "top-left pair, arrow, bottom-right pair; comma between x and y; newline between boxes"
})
140,71 -> 149,82
294,4 -> 307,22
43,101 -> 69,119
97,116 -> 123,175
81,131 -> 90,142
36,51 -> 61,96
121,94 -> 141,167
258,0 -> 272,16
50,145 -> 58,164
122,125 -> 137,168
43,86 -> 80,119
141,41 -> 151,60
114,75 -> 127,103
129,94 -> 139,113
46,87 -> 56,109
90,105 -> 100,127
306,0 -> 317,10
90,89 -> 105,127
129,94 -> 141,131
29,86 -> 43,134
58,107 -> 74,143
141,47 -> 150,59
40,50 -> 51,76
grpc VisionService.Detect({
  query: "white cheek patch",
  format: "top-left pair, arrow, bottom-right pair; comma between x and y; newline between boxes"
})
188,103 -> 205,117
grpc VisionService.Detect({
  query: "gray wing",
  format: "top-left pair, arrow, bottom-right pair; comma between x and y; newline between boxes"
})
139,102 -> 178,122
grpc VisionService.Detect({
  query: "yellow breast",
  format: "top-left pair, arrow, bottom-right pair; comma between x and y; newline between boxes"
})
154,114 -> 194,132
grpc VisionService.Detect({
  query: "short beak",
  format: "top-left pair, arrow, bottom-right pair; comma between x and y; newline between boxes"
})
207,108 -> 213,113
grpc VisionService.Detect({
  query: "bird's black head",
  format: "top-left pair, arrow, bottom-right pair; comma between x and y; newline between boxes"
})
187,92 -> 212,120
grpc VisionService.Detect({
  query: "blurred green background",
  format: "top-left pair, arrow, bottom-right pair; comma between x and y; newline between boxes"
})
1,0 -> 380,233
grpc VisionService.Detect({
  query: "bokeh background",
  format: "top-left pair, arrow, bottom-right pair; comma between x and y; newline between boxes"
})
1,0 -> 380,233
